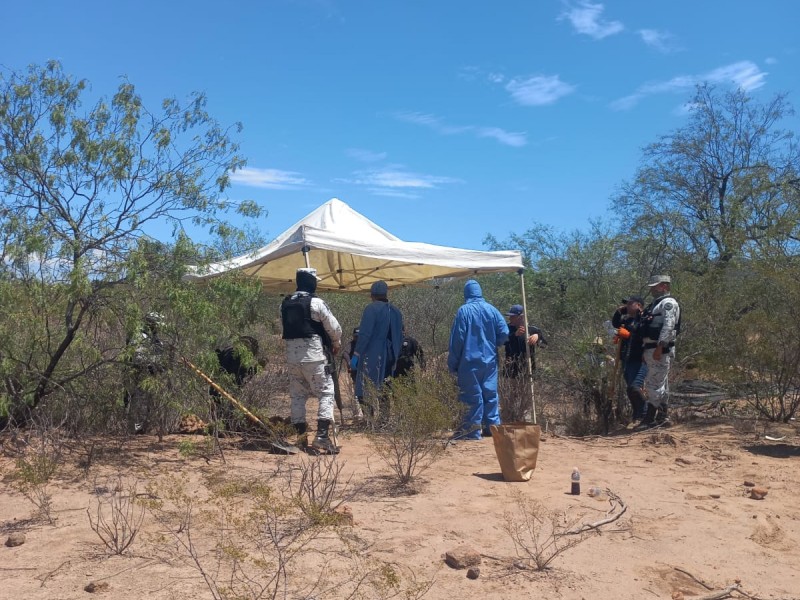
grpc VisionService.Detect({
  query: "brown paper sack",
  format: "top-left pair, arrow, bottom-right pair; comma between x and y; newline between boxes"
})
490,423 -> 541,482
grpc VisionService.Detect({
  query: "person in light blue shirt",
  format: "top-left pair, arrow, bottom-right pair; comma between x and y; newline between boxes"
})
351,281 -> 403,418
447,280 -> 509,440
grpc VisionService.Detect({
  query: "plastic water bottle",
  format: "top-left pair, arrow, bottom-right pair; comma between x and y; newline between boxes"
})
571,467 -> 581,495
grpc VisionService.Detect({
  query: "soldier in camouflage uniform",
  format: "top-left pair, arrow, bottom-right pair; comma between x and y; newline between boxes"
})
281,268 -> 342,453
640,275 -> 681,428
124,312 -> 166,434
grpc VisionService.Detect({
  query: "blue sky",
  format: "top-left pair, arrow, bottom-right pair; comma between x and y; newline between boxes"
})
2,1 -> 799,250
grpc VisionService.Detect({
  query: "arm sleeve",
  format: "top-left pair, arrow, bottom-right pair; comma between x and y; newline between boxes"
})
659,301 -> 680,345
311,298 -> 342,345
611,310 -> 624,328
495,310 -> 510,346
447,311 -> 465,373
389,306 -> 404,362
354,305 -> 374,356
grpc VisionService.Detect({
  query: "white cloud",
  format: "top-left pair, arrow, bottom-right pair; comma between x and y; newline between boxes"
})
611,60 -> 768,110
346,148 -> 387,162
230,167 -> 309,189
475,127 -> 527,148
765,56 -> 778,65
560,1 -> 624,40
349,167 -> 460,189
395,111 -> 527,147
458,66 -> 481,82
367,188 -> 421,199
505,75 -> 576,106
336,165 -> 461,198
638,28 -> 678,53
395,112 -> 470,136
707,61 -> 767,90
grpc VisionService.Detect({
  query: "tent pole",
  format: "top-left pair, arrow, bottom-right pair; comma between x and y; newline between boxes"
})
302,244 -> 311,268
518,269 -> 537,425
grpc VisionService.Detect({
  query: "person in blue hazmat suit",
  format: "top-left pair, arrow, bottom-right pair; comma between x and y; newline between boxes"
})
447,280 -> 509,440
351,280 -> 404,418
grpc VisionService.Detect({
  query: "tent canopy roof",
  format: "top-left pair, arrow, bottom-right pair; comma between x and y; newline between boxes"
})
185,198 -> 523,292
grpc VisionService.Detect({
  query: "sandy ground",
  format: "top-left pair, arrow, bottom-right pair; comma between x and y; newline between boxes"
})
2,417 -> 799,600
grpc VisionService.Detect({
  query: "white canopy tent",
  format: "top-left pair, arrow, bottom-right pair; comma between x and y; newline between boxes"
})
185,198 -> 523,292
185,198 -> 537,422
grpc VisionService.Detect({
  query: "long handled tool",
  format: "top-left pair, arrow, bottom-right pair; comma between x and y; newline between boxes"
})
324,347 -> 345,425
181,356 -> 300,455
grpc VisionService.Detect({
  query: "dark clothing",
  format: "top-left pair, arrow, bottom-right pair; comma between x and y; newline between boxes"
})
281,294 -> 327,342
347,338 -> 358,383
123,326 -> 165,434
354,300 -> 403,397
393,336 -> 424,377
612,309 -> 646,365
212,336 -> 259,393
504,324 -> 544,378
612,308 -> 648,420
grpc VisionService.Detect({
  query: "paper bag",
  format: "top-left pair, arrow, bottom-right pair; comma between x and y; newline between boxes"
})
490,423 -> 541,482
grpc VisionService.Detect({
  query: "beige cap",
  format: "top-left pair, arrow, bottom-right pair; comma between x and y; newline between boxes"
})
647,274 -> 671,286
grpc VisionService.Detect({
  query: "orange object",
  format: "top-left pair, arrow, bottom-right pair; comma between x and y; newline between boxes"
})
617,326 -> 631,340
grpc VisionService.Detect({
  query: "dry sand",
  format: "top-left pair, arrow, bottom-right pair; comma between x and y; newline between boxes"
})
2,420 -> 799,600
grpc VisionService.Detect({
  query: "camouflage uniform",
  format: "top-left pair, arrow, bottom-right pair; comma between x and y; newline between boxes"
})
283,295 -> 342,424
643,293 -> 680,414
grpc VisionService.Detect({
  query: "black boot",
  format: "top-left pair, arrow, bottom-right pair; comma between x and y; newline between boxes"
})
312,419 -> 339,454
637,403 -> 657,429
627,386 -> 645,422
655,404 -> 671,427
292,422 -> 308,447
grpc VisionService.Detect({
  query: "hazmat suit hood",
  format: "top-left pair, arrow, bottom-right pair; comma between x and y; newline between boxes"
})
464,279 -> 483,301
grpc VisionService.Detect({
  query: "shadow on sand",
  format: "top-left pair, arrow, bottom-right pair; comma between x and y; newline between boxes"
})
744,443 -> 800,459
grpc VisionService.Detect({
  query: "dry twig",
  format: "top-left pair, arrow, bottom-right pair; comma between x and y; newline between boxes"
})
562,489 -> 627,535
694,583 -> 742,600
674,566 -> 714,590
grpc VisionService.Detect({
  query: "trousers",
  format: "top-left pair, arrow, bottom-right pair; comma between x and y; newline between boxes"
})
288,361 -> 335,423
643,348 -> 672,408
456,362 -> 500,439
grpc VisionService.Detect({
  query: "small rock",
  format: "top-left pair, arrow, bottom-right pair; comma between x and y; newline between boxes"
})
672,592 -> 685,600
333,505 -> 354,526
5,533 -> 25,547
675,456 -> 697,465
750,487 -> 768,500
710,493 -> 721,499
466,567 -> 480,580
743,481 -> 755,487
84,582 -> 110,593
444,546 -> 481,569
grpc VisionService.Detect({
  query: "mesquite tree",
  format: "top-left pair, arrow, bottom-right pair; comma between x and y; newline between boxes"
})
0,61 -> 263,426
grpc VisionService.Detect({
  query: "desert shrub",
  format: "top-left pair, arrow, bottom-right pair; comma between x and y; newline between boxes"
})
502,494 -> 590,571
147,474 -> 433,600
368,368 -> 460,487
497,372 -> 535,423
285,454 -> 355,525
12,432 -> 63,524
87,476 -> 146,555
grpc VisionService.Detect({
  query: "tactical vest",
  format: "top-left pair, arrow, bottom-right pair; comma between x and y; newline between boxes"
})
281,293 -> 326,341
644,295 -> 681,340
